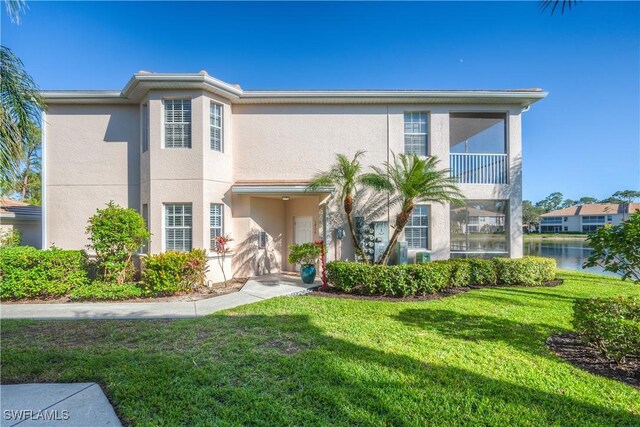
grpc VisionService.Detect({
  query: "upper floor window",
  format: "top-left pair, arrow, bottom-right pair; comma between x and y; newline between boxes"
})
541,217 -> 562,224
142,104 -> 149,152
164,99 -> 191,148
405,205 -> 429,249
404,112 -> 428,156
210,102 -> 223,152
210,203 -> 223,250
582,215 -> 605,224
165,203 -> 192,252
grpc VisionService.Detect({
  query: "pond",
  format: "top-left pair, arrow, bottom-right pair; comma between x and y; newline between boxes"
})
523,238 -> 615,277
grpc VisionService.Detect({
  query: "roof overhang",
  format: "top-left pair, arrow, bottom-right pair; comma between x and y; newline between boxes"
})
42,72 -> 547,107
231,181 -> 333,196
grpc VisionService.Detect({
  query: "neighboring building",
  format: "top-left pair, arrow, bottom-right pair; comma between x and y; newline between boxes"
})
0,199 -> 42,247
540,203 -> 640,233
41,71 -> 546,281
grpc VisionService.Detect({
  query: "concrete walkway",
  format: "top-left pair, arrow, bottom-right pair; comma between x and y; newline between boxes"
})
0,383 -> 121,426
0,274 -> 318,320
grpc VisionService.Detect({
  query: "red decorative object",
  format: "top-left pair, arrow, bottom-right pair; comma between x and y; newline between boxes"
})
315,240 -> 328,290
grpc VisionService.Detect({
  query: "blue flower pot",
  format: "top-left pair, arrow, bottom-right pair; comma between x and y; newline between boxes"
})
300,264 -> 317,284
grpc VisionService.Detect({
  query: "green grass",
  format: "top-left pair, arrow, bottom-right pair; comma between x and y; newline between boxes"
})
1,270 -> 639,426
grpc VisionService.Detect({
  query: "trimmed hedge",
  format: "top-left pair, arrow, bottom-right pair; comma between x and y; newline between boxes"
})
0,247 -> 89,299
326,256 -> 556,296
141,249 -> 207,295
69,281 -> 144,301
573,297 -> 640,364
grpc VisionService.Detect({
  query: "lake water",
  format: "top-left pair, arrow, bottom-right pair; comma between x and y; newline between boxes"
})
523,238 -> 614,277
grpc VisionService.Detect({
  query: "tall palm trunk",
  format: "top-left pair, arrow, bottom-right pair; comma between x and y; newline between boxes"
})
376,203 -> 414,265
344,194 -> 369,264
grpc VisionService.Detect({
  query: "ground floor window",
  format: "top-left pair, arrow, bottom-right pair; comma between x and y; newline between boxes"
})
582,224 -> 604,233
540,225 -> 562,233
164,203 -> 192,252
405,205 -> 429,249
451,200 -> 508,254
210,203 -> 223,250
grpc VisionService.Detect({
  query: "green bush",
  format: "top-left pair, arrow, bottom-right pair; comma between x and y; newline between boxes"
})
469,259 -> 497,286
141,249 -> 207,295
0,247 -> 89,299
326,256 -> 556,297
493,257 -> 556,286
0,228 -> 21,247
573,297 -> 640,364
69,281 -> 144,301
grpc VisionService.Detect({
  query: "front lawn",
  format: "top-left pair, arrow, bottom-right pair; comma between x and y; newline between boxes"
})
1,271 -> 639,426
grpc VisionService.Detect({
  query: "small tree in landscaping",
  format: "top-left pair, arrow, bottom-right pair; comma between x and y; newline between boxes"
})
212,234 -> 233,286
86,201 -> 150,283
584,212 -> 640,283
361,153 -> 464,265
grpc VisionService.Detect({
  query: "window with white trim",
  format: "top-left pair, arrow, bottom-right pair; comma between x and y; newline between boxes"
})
164,203 -> 192,252
164,99 -> 191,148
210,203 -> 223,250
405,205 -> 429,249
142,104 -> 149,152
210,102 -> 223,151
404,112 -> 428,156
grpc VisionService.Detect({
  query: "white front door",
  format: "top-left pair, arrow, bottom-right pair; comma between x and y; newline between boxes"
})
294,216 -> 313,244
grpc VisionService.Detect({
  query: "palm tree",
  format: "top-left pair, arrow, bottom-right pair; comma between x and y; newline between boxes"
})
539,0 -> 579,15
307,151 -> 370,263
361,153 -> 464,265
1,1 -> 44,182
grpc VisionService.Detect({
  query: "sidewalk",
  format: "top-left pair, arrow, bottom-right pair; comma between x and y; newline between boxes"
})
0,383 -> 121,427
0,274 -> 318,320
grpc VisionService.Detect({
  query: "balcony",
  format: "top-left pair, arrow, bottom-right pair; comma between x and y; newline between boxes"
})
449,112 -> 507,184
450,153 -> 508,184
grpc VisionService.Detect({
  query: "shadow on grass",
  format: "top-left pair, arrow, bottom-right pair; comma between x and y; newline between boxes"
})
1,313 -> 637,426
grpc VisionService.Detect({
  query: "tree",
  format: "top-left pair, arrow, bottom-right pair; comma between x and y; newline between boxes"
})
86,201 -> 150,283
307,151 -> 370,263
539,0 -> 579,15
1,1 -> 44,182
212,234 -> 233,287
535,192 -> 564,213
584,213 -> 640,283
0,121 -> 41,204
522,200 -> 543,232
560,198 -> 576,209
579,196 -> 598,205
361,154 -> 464,265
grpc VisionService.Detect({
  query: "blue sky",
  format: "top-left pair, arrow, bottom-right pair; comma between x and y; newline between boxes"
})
2,1 -> 638,202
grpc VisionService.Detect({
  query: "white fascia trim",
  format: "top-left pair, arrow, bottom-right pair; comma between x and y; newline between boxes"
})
231,185 -> 333,194
122,73 -> 243,98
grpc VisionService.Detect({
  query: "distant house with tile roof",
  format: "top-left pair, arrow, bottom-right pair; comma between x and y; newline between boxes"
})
539,203 -> 640,233
0,199 -> 42,247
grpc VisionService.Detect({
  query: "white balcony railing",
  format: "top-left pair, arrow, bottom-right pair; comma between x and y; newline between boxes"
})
450,153 -> 508,184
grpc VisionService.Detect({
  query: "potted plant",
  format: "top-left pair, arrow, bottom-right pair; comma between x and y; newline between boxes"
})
288,242 -> 322,284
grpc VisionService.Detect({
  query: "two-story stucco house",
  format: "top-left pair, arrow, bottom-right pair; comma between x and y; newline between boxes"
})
41,71 -> 546,282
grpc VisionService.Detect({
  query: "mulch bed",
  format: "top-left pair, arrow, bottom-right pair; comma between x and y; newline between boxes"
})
307,279 -> 564,303
2,278 -> 248,304
546,333 -> 640,389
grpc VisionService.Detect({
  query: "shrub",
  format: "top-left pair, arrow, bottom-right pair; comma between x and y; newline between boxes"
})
288,242 -> 322,266
468,259 -> 497,286
0,246 -> 89,299
326,256 -> 556,296
584,212 -> 640,283
493,257 -> 556,286
573,297 -> 640,364
142,249 -> 207,295
86,201 -> 150,283
0,228 -> 21,247
69,281 -> 144,301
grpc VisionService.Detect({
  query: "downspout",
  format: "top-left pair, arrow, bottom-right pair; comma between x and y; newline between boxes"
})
41,110 -> 47,249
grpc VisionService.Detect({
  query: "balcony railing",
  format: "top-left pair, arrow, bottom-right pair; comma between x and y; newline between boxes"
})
450,153 -> 507,184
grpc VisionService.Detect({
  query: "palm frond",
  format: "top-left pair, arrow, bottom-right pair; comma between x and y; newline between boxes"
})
4,0 -> 26,24
539,0 -> 579,15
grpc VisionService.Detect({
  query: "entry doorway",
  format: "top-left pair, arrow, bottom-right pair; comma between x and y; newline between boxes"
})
293,216 -> 313,271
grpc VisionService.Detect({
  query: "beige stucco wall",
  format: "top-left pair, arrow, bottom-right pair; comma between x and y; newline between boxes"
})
44,104 -> 140,249
44,93 -> 525,281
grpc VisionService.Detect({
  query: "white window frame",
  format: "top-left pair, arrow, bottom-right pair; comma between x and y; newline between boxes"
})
142,103 -> 149,153
164,99 -> 192,148
210,102 -> 223,152
404,112 -> 428,156
210,203 -> 224,250
164,203 -> 192,252
405,205 -> 429,249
